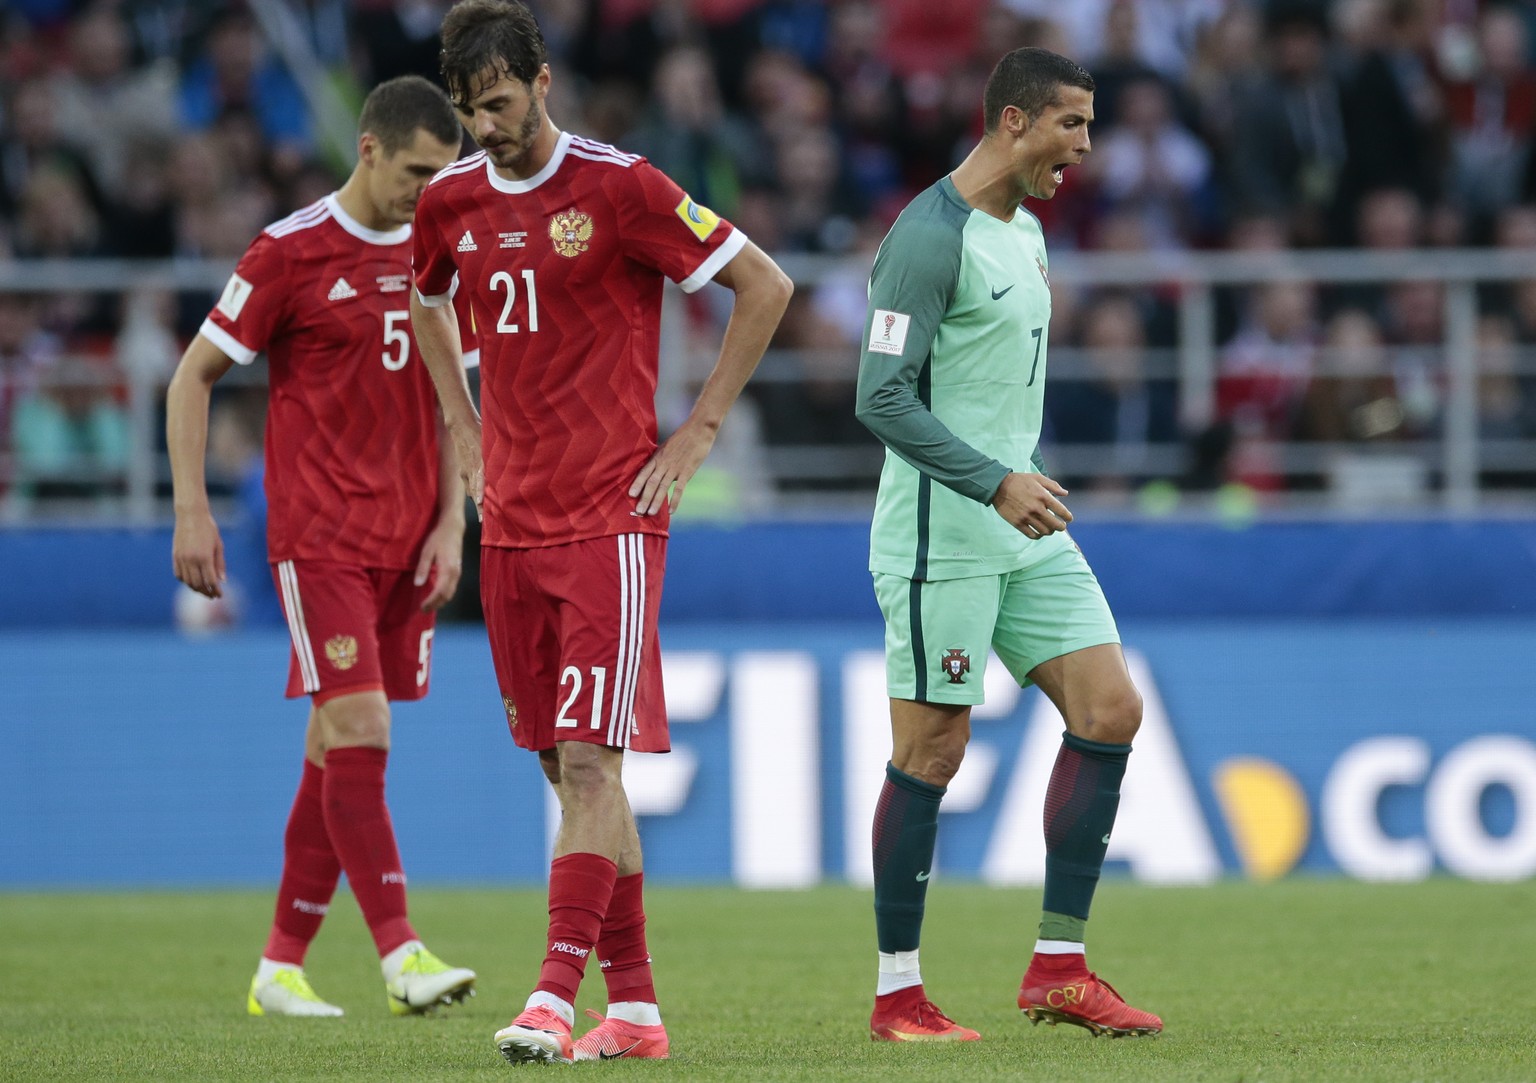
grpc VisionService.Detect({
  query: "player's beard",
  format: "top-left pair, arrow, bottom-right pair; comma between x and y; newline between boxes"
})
485,100 -> 545,170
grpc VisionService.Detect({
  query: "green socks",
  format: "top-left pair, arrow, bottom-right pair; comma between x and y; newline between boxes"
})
1041,732 -> 1131,927
872,762 -> 945,953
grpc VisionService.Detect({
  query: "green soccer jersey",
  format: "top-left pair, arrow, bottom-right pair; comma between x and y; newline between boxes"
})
856,175 -> 1055,581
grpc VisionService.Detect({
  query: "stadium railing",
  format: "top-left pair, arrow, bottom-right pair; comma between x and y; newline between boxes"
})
1,248 -> 1534,524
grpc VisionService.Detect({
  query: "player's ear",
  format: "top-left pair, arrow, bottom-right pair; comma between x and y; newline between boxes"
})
358,131 -> 380,168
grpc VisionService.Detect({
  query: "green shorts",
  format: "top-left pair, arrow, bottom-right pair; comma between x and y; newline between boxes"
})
873,536 -> 1120,705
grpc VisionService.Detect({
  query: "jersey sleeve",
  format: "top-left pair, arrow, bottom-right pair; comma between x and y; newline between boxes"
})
199,232 -> 289,365
854,207 -> 1012,505
411,188 -> 459,309
616,161 -> 748,294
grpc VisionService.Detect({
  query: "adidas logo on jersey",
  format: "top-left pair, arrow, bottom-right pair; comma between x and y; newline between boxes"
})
457,231 -> 478,252
327,277 -> 357,301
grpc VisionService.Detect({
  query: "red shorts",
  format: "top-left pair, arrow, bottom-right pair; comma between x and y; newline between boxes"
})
482,534 -> 669,753
272,559 -> 437,704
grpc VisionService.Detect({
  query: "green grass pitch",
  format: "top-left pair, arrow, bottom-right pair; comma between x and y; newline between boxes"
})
2,878 -> 1533,1081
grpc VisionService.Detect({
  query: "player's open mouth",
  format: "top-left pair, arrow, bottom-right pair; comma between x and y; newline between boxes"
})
1052,163 -> 1071,183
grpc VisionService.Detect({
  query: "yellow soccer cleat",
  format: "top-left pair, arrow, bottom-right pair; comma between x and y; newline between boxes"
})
384,944 -> 476,1016
247,967 -> 344,1018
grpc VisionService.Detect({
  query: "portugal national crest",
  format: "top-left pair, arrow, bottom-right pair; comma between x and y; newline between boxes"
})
940,648 -> 970,684
549,209 -> 593,257
324,634 -> 359,671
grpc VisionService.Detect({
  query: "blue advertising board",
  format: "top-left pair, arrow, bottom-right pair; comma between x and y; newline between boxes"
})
3,621 -> 1533,888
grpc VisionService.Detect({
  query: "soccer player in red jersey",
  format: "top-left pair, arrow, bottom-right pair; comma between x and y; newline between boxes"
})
409,0 -> 793,1064
167,76 -> 479,1019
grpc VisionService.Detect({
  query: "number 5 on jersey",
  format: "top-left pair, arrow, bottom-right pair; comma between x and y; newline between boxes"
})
489,269 -> 539,334
383,310 -> 410,370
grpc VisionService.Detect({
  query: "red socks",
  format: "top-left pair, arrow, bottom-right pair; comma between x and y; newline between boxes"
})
263,760 -> 340,965
322,746 -> 415,956
536,853 -> 618,1005
597,872 -> 657,1004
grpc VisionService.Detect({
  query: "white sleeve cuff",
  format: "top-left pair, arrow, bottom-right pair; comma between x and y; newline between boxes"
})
461,347 -> 480,369
678,228 -> 748,294
415,270 -> 458,309
198,319 -> 258,365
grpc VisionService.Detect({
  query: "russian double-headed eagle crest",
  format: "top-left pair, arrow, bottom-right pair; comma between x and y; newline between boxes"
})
502,695 -> 519,728
941,648 -> 970,684
549,209 -> 593,257
325,634 -> 359,671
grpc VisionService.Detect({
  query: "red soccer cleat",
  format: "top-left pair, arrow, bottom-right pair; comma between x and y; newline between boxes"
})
870,986 -> 981,1042
494,1004 -> 575,1064
573,1008 -> 670,1061
1018,967 -> 1162,1037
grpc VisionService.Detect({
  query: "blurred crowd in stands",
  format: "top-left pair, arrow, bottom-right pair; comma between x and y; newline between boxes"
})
2,0 -> 1536,512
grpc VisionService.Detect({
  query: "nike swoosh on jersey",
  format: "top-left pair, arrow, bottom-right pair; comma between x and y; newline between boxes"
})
991,285 -> 1014,300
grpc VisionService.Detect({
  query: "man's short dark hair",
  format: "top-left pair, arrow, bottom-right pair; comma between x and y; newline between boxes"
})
358,75 -> 459,153
982,47 -> 1095,132
439,0 -> 547,108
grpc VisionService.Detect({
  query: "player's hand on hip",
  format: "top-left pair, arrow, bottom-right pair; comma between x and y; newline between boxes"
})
629,420 -> 718,516
991,471 -> 1072,540
172,510 -> 227,598
415,521 -> 464,611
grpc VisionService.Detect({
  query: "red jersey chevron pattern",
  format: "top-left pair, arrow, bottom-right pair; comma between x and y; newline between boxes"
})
412,132 -> 747,548
201,194 -> 475,568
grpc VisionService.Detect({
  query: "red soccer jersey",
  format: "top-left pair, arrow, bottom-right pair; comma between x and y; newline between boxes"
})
202,194 -> 477,568
412,132 -> 747,549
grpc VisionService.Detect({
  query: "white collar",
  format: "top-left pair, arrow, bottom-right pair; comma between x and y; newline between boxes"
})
485,131 -> 572,194
324,193 -> 411,245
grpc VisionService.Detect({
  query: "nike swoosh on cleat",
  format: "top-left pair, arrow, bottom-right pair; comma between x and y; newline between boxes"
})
915,871 -> 930,881
599,1041 -> 642,1060
991,285 -> 1014,300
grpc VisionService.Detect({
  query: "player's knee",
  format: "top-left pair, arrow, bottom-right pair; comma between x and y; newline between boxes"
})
318,693 -> 392,749
326,723 -> 391,750
538,748 -> 561,786
556,743 -> 622,798
1079,687 -> 1142,745
907,738 -> 967,787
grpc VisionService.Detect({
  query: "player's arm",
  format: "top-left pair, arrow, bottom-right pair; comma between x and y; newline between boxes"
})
630,239 -> 793,515
410,287 -> 483,521
853,218 -> 1069,537
166,334 -> 236,597
414,412 -> 465,611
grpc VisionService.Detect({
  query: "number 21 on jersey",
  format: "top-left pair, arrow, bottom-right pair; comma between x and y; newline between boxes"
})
489,269 -> 539,334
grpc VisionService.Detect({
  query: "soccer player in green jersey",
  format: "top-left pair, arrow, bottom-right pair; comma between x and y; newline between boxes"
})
856,47 -> 1162,1042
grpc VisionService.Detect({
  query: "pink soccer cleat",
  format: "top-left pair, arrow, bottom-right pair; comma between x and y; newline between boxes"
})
494,1004 -> 575,1064
572,1008 -> 670,1061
